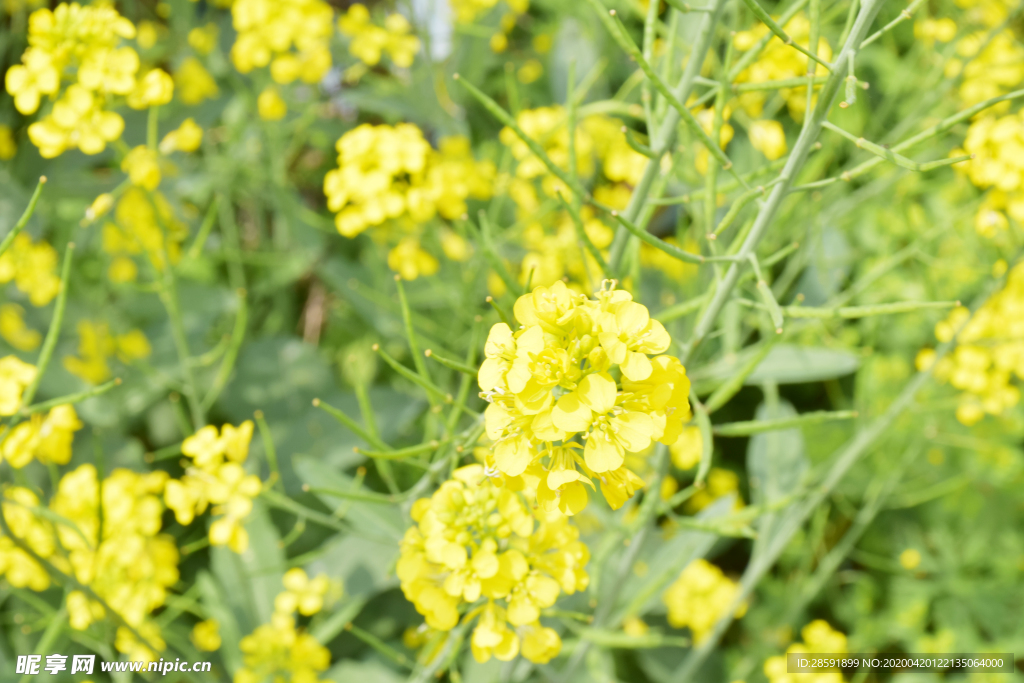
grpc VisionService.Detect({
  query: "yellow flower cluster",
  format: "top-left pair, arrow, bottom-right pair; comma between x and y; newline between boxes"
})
323,124 -> 494,279
497,108 -> 650,291
952,111 -> 1024,237
446,0 -> 529,51
0,304 -> 41,351
1,404 -> 82,468
235,569 -> 336,683
231,0 -> 333,83
733,14 -> 832,121
398,465 -> 585,664
101,188 -> 189,283
0,233 -> 61,306
0,465 -> 179,661
164,421 -> 263,553
338,4 -> 420,73
175,57 -> 219,106
501,108 -> 647,205
663,558 -> 745,642
63,320 -> 151,384
686,468 -> 744,513
231,0 -> 333,119
0,355 -> 35,415
764,620 -> 848,683
480,281 -> 691,514
917,263 -> 1024,425
949,32 -> 1024,110
5,3 -> 173,157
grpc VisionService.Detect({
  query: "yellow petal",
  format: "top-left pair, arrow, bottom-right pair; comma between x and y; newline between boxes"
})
584,433 -> 623,473
551,393 -> 591,433
613,412 -> 655,452
578,373 -> 616,414
620,350 -> 653,381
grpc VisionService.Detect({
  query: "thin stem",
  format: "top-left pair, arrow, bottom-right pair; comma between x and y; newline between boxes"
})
0,176 -> 46,259
22,242 -> 74,407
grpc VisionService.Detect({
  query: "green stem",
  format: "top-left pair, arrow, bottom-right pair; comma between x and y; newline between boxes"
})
682,0 -> 885,364
22,242 -> 73,407
312,397 -> 390,451
253,410 -> 281,486
0,177 -> 46,259
713,409 -> 858,436
19,379 -> 120,416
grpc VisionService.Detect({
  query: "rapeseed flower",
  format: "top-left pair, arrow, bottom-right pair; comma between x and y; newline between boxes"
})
763,620 -> 848,683
918,263 -> 1024,425
63,320 -> 151,385
397,464 -> 587,664
4,3 -> 166,157
0,355 -> 37,415
663,559 -> 745,642
0,233 -> 61,306
165,421 -> 262,553
479,280 -> 690,513
0,304 -> 41,351
733,14 -> 832,121
230,0 -> 333,85
1,403 -> 83,468
338,4 -> 420,69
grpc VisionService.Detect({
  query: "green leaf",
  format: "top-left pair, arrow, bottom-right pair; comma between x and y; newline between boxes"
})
293,454 -> 405,544
693,344 -> 860,388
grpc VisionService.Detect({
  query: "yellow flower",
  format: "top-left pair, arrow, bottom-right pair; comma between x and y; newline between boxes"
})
686,467 -> 743,512
388,238 -> 439,280
257,86 -> 287,121
231,0 -> 334,84
0,304 -> 41,351
397,464 -> 586,666
749,120 -> 788,160
670,425 -> 702,470
338,5 -> 421,68
103,188 -> 188,274
480,281 -> 689,511
733,13 -> 832,121
0,355 -> 37,415
900,548 -> 922,570
0,125 -> 17,160
274,568 -> 333,616
121,145 -> 161,190
764,620 -> 847,683
192,619 -> 222,651
0,234 -> 61,306
2,404 -> 83,468
127,68 -> 174,109
175,57 -> 219,105
664,559 -> 745,643
159,118 -> 204,154
235,613 -> 332,683
188,23 -> 219,55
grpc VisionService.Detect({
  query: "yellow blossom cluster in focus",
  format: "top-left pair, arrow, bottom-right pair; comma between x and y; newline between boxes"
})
479,281 -> 691,514
764,620 -> 848,683
5,3 -> 173,158
663,558 -> 745,643
953,111 -> 1024,237
234,569 -> 338,683
0,233 -> 61,306
0,464 -> 179,662
397,464 -> 586,664
164,421 -> 262,553
323,124 -> 494,279
732,14 -> 832,122
917,263 -> 1024,425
